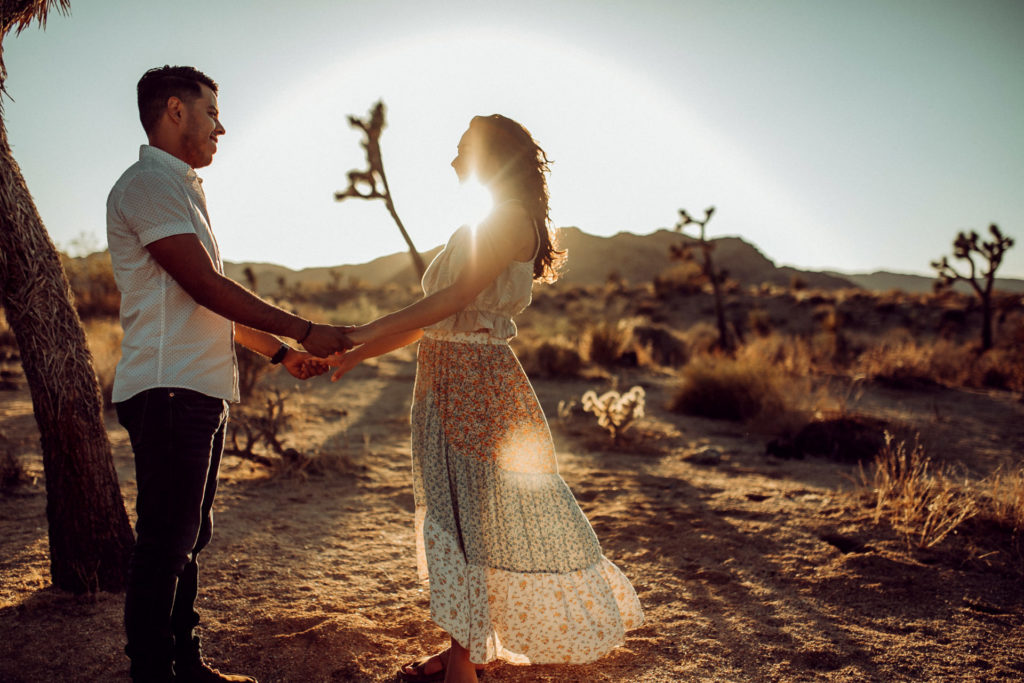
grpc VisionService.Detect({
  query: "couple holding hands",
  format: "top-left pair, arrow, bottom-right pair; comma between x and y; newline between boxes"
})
108,65 -> 641,683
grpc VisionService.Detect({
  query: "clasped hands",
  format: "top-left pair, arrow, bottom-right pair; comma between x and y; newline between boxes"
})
279,323 -> 366,381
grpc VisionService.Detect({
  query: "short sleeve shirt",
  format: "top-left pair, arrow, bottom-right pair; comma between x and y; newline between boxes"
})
106,145 -> 238,403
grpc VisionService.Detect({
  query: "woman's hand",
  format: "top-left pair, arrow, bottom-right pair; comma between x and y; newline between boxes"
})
346,323 -> 374,347
282,349 -> 331,380
326,349 -> 361,382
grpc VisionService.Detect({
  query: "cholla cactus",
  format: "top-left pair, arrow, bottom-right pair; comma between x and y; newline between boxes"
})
581,386 -> 646,442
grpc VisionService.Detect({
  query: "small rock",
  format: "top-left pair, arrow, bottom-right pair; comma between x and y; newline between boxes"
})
685,445 -> 723,465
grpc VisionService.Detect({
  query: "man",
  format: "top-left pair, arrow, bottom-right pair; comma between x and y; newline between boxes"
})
107,65 -> 351,683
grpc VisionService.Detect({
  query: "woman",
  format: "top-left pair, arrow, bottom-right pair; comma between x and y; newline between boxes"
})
331,115 -> 643,683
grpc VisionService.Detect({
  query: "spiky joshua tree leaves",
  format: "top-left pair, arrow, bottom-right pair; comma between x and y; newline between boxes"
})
335,100 -> 425,280
0,0 -> 134,592
931,224 -> 1014,351
673,206 -> 735,352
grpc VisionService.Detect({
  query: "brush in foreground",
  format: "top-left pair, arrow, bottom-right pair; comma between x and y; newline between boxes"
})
859,432 -> 977,549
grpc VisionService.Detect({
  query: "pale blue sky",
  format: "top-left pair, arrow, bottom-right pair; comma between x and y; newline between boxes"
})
5,0 -> 1023,277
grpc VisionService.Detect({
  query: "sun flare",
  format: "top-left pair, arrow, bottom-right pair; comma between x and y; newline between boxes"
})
455,176 -> 495,228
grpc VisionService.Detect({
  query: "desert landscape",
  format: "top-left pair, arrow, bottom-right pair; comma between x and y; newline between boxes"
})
2,229 -> 1024,682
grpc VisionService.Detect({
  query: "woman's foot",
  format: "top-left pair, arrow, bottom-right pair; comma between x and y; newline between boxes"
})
398,648 -> 483,682
443,639 -> 478,683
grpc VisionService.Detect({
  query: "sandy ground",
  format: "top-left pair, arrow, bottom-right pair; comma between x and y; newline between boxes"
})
2,348 -> 1023,682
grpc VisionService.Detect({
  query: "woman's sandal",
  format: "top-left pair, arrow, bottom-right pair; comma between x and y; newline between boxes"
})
397,650 -> 486,682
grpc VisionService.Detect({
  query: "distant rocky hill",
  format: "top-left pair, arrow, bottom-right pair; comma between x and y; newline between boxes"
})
826,270 -> 1024,295
224,227 -> 1024,295
225,227 -> 854,294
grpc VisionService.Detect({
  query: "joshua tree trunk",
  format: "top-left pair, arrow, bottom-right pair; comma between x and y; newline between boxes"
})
335,101 -> 426,280
703,249 -> 733,353
980,295 -> 993,351
0,0 -> 134,592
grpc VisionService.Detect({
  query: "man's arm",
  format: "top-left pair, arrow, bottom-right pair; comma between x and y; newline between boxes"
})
234,324 -> 329,380
145,233 -> 351,357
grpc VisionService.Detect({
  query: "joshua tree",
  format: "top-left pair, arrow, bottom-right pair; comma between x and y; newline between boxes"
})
672,206 -> 734,352
335,100 -> 425,280
0,0 -> 133,592
931,224 -> 1015,351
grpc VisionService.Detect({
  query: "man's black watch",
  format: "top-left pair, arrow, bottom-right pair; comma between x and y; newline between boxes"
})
270,344 -> 290,365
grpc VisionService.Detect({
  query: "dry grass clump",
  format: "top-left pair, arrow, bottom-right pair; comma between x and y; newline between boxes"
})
980,466 -> 1024,534
858,433 -> 977,549
669,355 -> 789,422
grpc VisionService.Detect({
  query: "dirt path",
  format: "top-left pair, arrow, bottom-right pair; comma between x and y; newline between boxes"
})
2,354 -> 1023,681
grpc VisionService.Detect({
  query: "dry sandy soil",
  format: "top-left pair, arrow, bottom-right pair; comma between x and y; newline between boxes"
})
2,346 -> 1023,682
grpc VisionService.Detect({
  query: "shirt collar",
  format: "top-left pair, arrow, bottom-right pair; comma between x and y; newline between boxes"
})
139,144 -> 201,183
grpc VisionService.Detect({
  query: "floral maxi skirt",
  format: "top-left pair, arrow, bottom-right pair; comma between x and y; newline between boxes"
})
410,330 -> 644,665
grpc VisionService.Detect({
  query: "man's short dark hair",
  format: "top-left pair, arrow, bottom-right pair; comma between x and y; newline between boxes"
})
137,65 -> 218,135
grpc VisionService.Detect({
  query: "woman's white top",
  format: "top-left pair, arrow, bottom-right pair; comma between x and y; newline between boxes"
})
421,207 -> 540,340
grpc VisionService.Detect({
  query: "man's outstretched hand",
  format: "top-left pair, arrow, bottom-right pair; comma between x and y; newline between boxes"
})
301,324 -> 355,357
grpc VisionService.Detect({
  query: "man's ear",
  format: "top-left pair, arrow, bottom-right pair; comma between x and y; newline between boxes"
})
165,96 -> 185,126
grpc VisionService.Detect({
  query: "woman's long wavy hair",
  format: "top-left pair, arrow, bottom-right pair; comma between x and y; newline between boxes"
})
471,114 -> 565,283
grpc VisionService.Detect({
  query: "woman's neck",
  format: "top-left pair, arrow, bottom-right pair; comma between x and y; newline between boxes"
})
490,185 -> 523,207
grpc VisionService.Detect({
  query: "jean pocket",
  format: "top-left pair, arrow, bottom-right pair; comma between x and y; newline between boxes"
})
168,388 -> 226,427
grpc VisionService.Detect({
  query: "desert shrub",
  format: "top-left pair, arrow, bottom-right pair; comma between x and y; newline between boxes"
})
680,321 -> 720,356
747,309 -> 773,337
855,338 -> 972,389
82,318 -> 123,408
858,433 -> 977,549
0,435 -> 26,490
669,356 -> 787,422
236,345 -> 273,399
971,346 -> 1024,392
653,261 -> 705,297
305,295 -> 382,327
632,324 -> 688,368
739,333 -> 814,377
61,251 -> 121,319
767,414 -> 890,463
581,386 -> 645,442
854,337 -> 1024,393
518,338 -> 583,378
226,388 -> 295,466
581,320 -> 634,367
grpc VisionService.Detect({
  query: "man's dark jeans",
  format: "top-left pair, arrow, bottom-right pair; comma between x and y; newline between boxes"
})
116,387 -> 228,679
